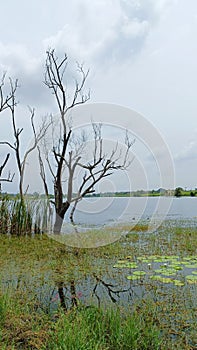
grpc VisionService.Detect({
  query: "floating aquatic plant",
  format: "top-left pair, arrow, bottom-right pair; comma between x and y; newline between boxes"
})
114,254 -> 197,287
127,275 -> 139,281
132,271 -> 146,276
113,262 -> 137,269
173,280 -> 185,287
185,275 -> 197,284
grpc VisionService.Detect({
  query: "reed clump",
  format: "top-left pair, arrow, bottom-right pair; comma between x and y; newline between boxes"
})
0,196 -> 51,235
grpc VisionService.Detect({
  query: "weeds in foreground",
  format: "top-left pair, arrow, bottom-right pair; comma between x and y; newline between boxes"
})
0,293 -> 161,350
46,305 -> 161,350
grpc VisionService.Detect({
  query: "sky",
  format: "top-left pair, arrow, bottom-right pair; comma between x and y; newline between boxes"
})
0,0 -> 197,193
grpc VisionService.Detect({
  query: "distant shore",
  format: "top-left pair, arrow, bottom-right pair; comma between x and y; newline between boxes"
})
1,187 -> 196,198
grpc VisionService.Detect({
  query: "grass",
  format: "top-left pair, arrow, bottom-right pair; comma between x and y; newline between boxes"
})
0,222 -> 197,349
0,294 -> 161,350
49,307 -> 161,350
46,305 -> 161,350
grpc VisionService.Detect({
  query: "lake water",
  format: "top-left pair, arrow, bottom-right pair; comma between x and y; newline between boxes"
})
66,197 -> 197,226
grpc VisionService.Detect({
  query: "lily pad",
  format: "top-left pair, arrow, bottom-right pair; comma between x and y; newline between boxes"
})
154,268 -> 177,276
184,264 -> 197,269
173,280 -> 185,287
126,262 -> 138,269
113,264 -> 124,268
113,261 -> 138,269
186,275 -> 197,283
160,264 -> 169,268
160,277 -> 173,284
169,264 -> 183,271
151,275 -> 163,281
127,275 -> 140,281
150,275 -> 173,284
132,271 -> 146,276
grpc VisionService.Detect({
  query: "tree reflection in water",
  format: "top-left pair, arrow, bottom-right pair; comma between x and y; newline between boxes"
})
53,274 -> 134,312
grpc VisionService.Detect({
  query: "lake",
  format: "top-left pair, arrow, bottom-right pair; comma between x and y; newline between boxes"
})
66,196 -> 197,226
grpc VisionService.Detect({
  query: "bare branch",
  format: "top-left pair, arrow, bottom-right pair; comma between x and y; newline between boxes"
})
44,49 -> 90,134
0,141 -> 16,150
0,153 -> 10,177
66,63 -> 90,113
0,154 -> 15,193
19,110 -> 52,196
69,126 -> 134,222
37,145 -> 49,198
0,74 -> 18,113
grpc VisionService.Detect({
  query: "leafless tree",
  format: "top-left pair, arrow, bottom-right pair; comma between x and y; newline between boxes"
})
0,74 -> 17,191
42,49 -> 90,233
39,49 -> 134,233
0,76 -> 50,199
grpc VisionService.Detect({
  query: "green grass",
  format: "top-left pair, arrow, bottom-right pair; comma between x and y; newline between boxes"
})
0,294 -> 161,350
46,305 -> 161,350
0,222 -> 197,349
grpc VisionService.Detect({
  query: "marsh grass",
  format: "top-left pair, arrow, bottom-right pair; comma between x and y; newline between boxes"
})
0,292 -> 161,350
0,222 -> 197,349
46,305 -> 161,350
0,196 -> 51,235
49,227 -> 123,248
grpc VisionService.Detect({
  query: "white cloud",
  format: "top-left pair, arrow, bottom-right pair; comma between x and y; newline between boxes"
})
0,0 -> 176,110
121,18 -> 149,38
0,43 -> 40,75
0,43 -> 53,112
43,0 -> 173,66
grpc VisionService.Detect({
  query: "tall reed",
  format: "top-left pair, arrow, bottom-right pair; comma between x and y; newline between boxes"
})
0,197 -> 10,234
0,196 -> 52,236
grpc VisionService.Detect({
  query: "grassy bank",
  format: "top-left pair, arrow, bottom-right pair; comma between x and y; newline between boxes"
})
0,295 -> 161,350
0,223 -> 197,349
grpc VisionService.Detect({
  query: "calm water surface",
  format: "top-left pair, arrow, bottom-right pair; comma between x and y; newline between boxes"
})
66,197 -> 197,226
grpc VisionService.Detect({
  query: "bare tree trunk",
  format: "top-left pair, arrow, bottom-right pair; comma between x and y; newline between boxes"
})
53,213 -> 64,234
69,200 -> 79,224
53,201 -> 70,234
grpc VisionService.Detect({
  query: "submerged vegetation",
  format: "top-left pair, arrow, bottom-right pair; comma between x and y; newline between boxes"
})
0,222 -> 197,349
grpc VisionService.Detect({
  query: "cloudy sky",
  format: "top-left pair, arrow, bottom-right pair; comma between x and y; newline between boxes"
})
0,0 -> 197,192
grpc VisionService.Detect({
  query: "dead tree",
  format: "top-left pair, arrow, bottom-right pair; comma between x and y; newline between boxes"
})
41,49 -> 134,233
0,74 -> 16,191
0,76 -> 50,199
43,49 -> 90,233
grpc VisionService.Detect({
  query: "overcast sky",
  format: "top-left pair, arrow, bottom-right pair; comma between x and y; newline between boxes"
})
0,0 -> 197,192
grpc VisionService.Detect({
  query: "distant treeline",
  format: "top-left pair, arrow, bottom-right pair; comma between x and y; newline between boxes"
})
1,187 -> 197,199
85,187 -> 197,197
